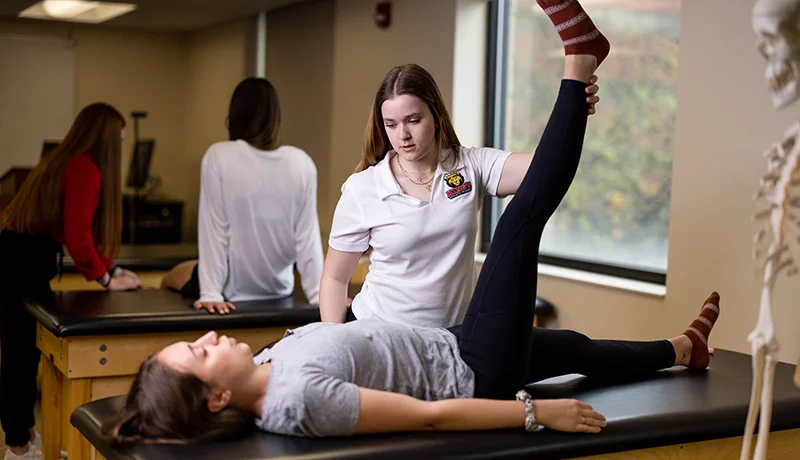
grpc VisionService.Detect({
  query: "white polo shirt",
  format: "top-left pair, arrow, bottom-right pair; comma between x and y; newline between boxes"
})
329,146 -> 512,328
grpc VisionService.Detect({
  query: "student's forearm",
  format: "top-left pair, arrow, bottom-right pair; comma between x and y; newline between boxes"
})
319,275 -> 348,323
428,399 -> 527,431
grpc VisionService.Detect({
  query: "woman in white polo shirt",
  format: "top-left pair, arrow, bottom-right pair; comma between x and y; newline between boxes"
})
320,59 -> 599,327
162,78 -> 324,314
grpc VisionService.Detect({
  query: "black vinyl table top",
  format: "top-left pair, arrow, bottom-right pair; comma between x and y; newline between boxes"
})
25,288 -> 320,337
24,287 -> 550,339
71,349 -> 800,460
62,243 -> 198,272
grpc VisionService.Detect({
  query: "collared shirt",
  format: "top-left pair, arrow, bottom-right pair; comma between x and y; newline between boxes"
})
329,146 -> 512,327
198,140 -> 324,304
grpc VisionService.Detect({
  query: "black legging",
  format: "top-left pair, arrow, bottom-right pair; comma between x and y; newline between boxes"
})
0,230 -> 60,447
455,80 -> 675,399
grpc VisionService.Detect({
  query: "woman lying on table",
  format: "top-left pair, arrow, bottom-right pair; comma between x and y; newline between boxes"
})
106,9 -> 722,443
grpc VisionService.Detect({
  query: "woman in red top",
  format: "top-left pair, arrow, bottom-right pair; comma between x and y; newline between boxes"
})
0,103 -> 141,459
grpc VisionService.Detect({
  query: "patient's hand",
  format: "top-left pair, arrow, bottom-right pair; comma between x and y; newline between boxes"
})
194,300 -> 236,315
533,399 -> 606,434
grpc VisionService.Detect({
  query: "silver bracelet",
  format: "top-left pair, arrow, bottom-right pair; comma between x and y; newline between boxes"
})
515,390 -> 543,432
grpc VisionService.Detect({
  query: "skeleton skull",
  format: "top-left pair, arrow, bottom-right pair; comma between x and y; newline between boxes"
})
754,0 -> 800,108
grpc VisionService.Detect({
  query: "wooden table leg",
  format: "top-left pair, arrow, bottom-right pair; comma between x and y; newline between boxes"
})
62,378 -> 91,460
41,358 -> 63,460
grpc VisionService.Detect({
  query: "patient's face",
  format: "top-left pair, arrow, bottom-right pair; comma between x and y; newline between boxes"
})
158,331 -> 254,390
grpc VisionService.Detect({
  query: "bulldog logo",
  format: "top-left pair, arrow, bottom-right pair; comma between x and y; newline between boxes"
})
444,172 -> 472,200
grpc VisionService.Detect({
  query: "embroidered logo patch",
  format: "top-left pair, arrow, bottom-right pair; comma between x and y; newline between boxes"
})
444,172 -> 472,200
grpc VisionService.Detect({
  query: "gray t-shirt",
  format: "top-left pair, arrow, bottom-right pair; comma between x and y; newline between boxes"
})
252,319 -> 475,437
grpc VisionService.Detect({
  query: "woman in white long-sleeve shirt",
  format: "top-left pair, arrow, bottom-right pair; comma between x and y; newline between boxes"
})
163,78 -> 324,314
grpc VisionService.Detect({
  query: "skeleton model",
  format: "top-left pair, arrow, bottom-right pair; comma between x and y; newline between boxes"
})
743,1 -> 800,459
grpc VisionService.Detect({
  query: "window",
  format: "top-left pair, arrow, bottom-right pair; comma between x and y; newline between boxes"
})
485,0 -> 680,283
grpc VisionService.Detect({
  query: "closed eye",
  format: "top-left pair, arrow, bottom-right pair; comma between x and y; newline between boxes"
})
188,344 -> 207,360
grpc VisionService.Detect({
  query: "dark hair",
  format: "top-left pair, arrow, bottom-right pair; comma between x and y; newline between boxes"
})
105,356 -> 255,446
2,102 -> 124,259
227,77 -> 281,150
357,64 -> 462,172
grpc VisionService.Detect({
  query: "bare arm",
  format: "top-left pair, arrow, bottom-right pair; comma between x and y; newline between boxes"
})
355,388 -> 606,434
496,152 -> 534,198
318,247 -> 363,323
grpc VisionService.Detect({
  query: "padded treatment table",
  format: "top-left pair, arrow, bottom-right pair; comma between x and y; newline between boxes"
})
71,349 -> 800,460
25,289 -> 320,460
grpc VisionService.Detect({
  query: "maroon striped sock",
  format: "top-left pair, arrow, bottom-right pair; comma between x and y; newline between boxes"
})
536,0 -> 611,67
683,292 -> 720,369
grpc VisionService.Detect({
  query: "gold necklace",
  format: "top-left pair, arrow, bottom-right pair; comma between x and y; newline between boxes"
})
397,156 -> 434,191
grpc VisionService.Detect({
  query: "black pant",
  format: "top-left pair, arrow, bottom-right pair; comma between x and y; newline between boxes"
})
455,80 -> 675,399
0,230 -> 60,447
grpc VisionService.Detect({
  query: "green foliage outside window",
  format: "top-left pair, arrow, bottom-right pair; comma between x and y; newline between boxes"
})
503,1 -> 680,272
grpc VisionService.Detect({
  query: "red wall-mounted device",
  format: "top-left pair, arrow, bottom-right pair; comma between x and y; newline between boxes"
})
375,2 -> 391,29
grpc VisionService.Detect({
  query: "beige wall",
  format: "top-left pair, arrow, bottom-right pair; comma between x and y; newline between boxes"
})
0,19 -> 188,206
266,0 -> 335,237
536,0 -> 800,365
262,0 -> 460,234
182,19 -> 250,241
326,0 -> 458,233
669,0 -> 798,362
72,28 -> 189,210
0,17 -> 250,242
452,0 -> 488,150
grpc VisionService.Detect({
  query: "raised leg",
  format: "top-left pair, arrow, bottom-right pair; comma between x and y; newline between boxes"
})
457,79 -> 591,399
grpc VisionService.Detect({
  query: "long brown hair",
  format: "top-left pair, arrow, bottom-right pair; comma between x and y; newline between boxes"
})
227,77 -> 282,150
357,64 -> 462,172
105,356 -> 255,446
2,102 -> 124,259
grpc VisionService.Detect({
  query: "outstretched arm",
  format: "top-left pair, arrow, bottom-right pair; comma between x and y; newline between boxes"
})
355,387 -> 606,434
